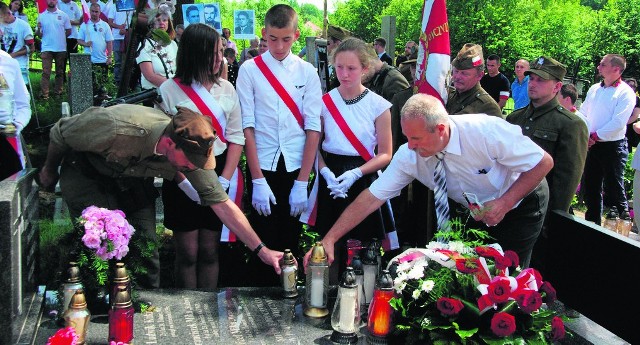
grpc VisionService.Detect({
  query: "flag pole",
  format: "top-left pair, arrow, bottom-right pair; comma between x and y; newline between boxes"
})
323,0 -> 327,38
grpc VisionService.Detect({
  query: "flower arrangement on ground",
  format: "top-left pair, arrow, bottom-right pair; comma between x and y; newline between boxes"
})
46,327 -> 78,345
57,206 -> 158,312
388,224 -> 568,344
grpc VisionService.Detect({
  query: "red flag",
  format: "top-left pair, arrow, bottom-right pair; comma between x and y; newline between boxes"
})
80,0 -> 91,23
415,0 -> 450,105
36,0 -> 48,13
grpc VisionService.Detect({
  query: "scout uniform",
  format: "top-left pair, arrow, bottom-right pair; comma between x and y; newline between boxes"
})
507,56 -> 588,213
445,43 -> 502,117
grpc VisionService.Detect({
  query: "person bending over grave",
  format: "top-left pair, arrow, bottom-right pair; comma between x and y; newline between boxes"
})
39,105 -> 284,288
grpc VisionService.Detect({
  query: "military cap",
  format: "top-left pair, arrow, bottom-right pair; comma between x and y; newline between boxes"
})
327,24 -> 351,41
526,56 -> 566,81
451,43 -> 484,70
166,106 -> 217,170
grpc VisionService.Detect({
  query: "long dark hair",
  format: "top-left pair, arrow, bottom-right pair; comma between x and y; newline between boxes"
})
174,23 -> 221,86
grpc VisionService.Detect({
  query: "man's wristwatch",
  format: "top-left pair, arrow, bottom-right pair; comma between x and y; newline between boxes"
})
253,242 -> 266,255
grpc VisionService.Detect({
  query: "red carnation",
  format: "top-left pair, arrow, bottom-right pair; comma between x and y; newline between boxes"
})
475,246 -> 502,259
514,289 -> 542,313
551,316 -> 566,340
488,276 -> 513,303
494,255 -> 511,270
503,250 -> 519,268
491,312 -> 516,337
455,257 -> 480,274
436,297 -> 464,316
47,327 -> 78,345
540,281 -> 557,304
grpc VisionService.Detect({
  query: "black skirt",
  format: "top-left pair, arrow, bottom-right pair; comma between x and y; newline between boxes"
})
162,151 -> 230,232
315,152 -> 392,241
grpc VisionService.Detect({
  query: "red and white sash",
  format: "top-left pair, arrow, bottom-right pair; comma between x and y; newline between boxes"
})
173,78 -> 242,242
173,78 -> 227,143
3,135 -> 25,169
302,91 -> 399,250
253,55 -> 304,129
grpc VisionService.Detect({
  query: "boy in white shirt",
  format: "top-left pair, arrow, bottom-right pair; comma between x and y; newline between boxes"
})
236,4 -> 322,286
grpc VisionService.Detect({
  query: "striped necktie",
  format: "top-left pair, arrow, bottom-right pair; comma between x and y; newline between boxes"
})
434,152 -> 450,235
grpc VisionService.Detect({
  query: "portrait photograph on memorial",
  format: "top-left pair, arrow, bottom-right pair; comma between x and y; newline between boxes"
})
182,3 -> 203,28
233,9 -> 254,39
203,3 -> 222,32
115,0 -> 135,12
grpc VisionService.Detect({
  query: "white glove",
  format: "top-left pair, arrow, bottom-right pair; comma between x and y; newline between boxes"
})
252,178 -> 276,216
335,168 -> 363,194
177,179 -> 201,204
218,175 -> 230,192
320,167 -> 347,199
289,180 -> 308,217
0,113 -> 12,126
13,120 -> 24,133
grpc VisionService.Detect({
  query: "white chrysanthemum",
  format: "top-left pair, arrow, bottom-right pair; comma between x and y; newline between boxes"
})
426,241 -> 445,250
397,261 -> 412,273
448,241 -> 467,254
421,317 -> 432,328
421,280 -> 435,292
407,265 -> 424,280
412,289 -> 421,299
394,280 -> 406,293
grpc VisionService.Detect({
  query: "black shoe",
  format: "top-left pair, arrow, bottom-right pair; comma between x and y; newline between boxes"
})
606,209 -> 619,219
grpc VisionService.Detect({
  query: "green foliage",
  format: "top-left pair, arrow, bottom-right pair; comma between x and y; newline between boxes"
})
330,0 -> 392,42
625,148 -> 634,201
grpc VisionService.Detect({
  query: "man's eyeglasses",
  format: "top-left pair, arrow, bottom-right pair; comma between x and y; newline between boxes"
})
93,24 -> 97,32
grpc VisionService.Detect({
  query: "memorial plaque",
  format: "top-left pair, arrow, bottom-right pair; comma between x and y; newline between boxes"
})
134,288 -> 335,344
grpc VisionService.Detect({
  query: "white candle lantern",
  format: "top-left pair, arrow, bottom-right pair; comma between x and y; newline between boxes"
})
304,242 -> 329,318
330,267 -> 360,344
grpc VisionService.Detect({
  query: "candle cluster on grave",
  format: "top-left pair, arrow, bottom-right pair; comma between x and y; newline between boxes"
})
303,239 -> 395,344
53,261 -> 135,345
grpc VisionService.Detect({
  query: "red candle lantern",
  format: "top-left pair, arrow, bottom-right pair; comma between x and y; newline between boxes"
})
367,269 -> 394,344
108,286 -> 134,344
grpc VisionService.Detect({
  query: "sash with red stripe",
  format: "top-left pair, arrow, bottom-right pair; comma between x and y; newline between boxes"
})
321,92 -> 399,251
253,55 -> 304,129
173,78 -> 227,143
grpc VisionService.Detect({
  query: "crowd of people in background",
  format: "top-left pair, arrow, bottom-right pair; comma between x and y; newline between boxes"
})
2,0 -> 640,290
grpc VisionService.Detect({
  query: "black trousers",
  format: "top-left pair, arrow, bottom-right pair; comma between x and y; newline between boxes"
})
584,139 -> 629,224
245,156 -> 303,286
465,179 -> 549,269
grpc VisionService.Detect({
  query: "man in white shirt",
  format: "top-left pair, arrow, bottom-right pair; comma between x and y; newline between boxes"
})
581,54 -> 637,224
0,50 -> 31,180
36,0 -> 71,99
57,0 -> 81,56
0,2 -> 34,84
305,94 -> 553,269
107,3 -> 132,86
78,3 -> 112,98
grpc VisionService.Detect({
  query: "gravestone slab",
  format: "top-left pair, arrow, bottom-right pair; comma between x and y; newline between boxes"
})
0,169 -> 40,345
32,286 -> 627,344
69,53 -> 94,115
35,287 -> 366,344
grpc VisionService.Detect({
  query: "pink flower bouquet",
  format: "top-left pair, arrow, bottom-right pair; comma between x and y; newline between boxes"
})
79,206 -> 135,261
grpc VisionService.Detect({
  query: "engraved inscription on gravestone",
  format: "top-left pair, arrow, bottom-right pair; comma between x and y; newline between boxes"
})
134,289 -> 326,344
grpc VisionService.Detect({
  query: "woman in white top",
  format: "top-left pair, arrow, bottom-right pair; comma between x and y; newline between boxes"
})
158,24 -> 244,289
136,9 -> 178,93
316,38 -> 393,277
